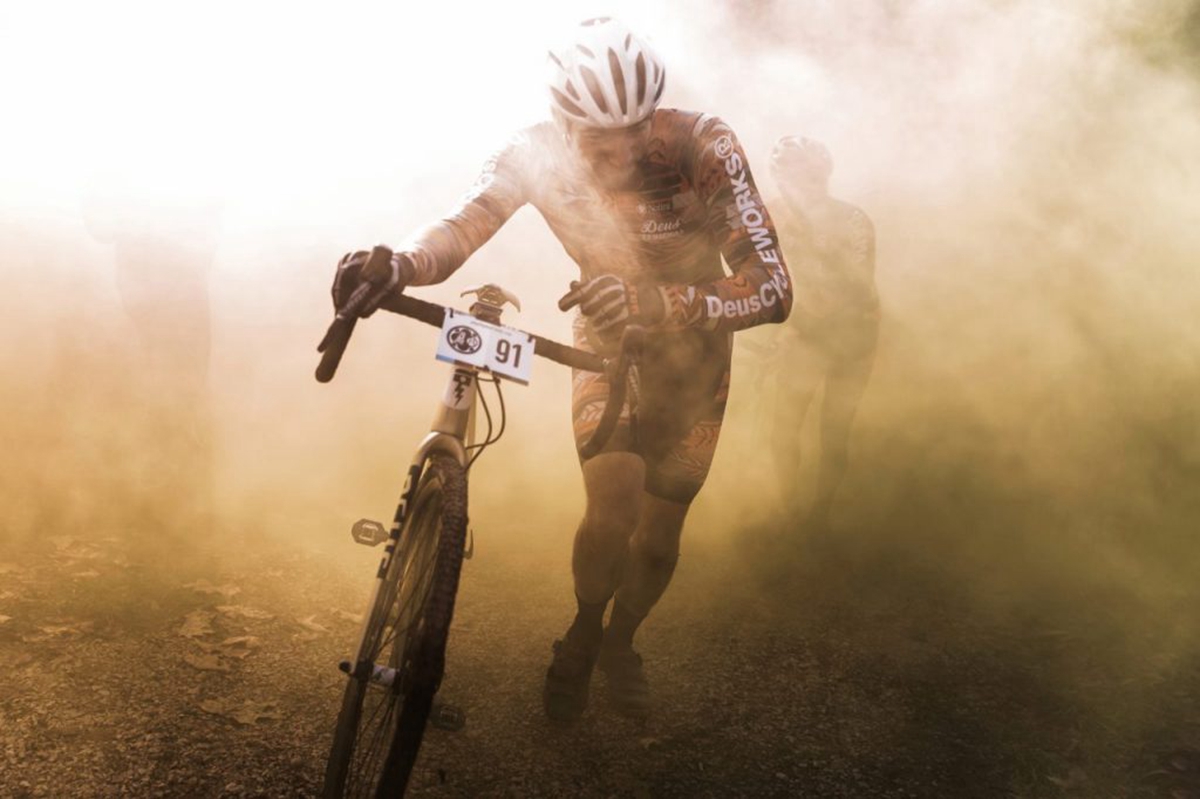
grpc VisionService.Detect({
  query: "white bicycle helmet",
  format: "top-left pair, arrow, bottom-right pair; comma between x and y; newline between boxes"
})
547,17 -> 666,129
772,135 -> 833,180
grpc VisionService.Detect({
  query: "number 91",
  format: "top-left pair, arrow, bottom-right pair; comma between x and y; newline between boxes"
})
495,339 -> 522,367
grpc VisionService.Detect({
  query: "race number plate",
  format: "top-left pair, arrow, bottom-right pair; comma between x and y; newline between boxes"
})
436,309 -> 534,385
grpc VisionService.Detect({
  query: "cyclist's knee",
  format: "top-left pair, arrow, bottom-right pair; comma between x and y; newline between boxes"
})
580,503 -> 640,548
630,503 -> 684,568
573,512 -> 635,600
619,536 -> 681,617
576,506 -> 641,565
581,452 -> 644,529
636,537 -> 680,575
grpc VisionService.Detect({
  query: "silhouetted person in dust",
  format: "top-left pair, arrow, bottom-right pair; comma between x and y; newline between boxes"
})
333,18 -> 793,722
82,194 -> 220,546
764,136 -> 879,533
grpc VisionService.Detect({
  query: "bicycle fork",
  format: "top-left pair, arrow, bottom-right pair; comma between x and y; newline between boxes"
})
344,364 -> 477,681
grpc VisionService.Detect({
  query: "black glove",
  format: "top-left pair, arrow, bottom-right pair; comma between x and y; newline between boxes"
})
559,274 -> 664,337
331,249 -> 414,316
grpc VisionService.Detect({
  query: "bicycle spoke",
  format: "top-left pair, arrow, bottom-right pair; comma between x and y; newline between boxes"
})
356,693 -> 390,750
353,698 -> 397,795
375,519 -> 441,655
347,697 -> 383,795
346,667 -> 402,796
372,574 -> 418,655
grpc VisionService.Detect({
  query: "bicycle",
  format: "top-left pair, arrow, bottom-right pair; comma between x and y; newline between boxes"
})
315,246 -> 641,798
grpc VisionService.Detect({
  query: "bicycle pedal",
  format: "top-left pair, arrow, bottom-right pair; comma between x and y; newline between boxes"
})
351,518 -> 388,547
430,700 -> 466,732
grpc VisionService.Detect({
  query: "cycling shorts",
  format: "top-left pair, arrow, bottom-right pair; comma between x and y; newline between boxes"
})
570,315 -> 732,504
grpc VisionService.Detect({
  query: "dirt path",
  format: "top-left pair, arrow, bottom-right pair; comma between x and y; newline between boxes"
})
1,529 -> 1198,798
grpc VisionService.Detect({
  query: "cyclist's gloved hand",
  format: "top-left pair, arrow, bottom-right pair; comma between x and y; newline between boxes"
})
560,274 -> 664,337
332,250 -> 370,309
332,250 -> 415,317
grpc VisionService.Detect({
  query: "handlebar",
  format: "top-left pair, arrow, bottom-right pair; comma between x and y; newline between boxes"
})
375,292 -> 608,374
316,246 -> 641,457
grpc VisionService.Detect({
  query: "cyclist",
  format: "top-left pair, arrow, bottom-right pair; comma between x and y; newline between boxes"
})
761,135 -> 879,532
332,17 -> 792,721
82,193 -> 221,542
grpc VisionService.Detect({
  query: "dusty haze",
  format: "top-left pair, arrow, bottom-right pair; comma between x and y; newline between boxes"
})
2,0 -> 1199,792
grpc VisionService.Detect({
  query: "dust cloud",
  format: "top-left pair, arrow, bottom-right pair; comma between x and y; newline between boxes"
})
2,0 -> 1199,791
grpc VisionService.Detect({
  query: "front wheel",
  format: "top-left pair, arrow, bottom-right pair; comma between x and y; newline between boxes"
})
323,452 -> 469,798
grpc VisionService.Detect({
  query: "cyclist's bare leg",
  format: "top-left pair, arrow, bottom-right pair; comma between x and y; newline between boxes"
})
572,451 -> 646,609
593,493 -> 688,717
606,414 -> 708,647
809,346 -> 876,530
612,493 -> 689,622
545,452 -> 646,722
771,338 -> 826,510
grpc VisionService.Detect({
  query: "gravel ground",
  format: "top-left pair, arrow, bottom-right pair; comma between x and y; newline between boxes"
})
1,526 -> 1198,798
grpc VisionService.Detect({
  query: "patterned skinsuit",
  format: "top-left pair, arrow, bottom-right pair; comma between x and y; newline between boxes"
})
397,109 -> 793,501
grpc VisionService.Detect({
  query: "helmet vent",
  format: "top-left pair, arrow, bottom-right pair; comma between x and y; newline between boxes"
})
551,88 -> 588,119
608,49 -> 628,114
624,33 -> 633,51
635,52 -> 647,106
577,44 -> 595,58
579,66 -> 609,114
